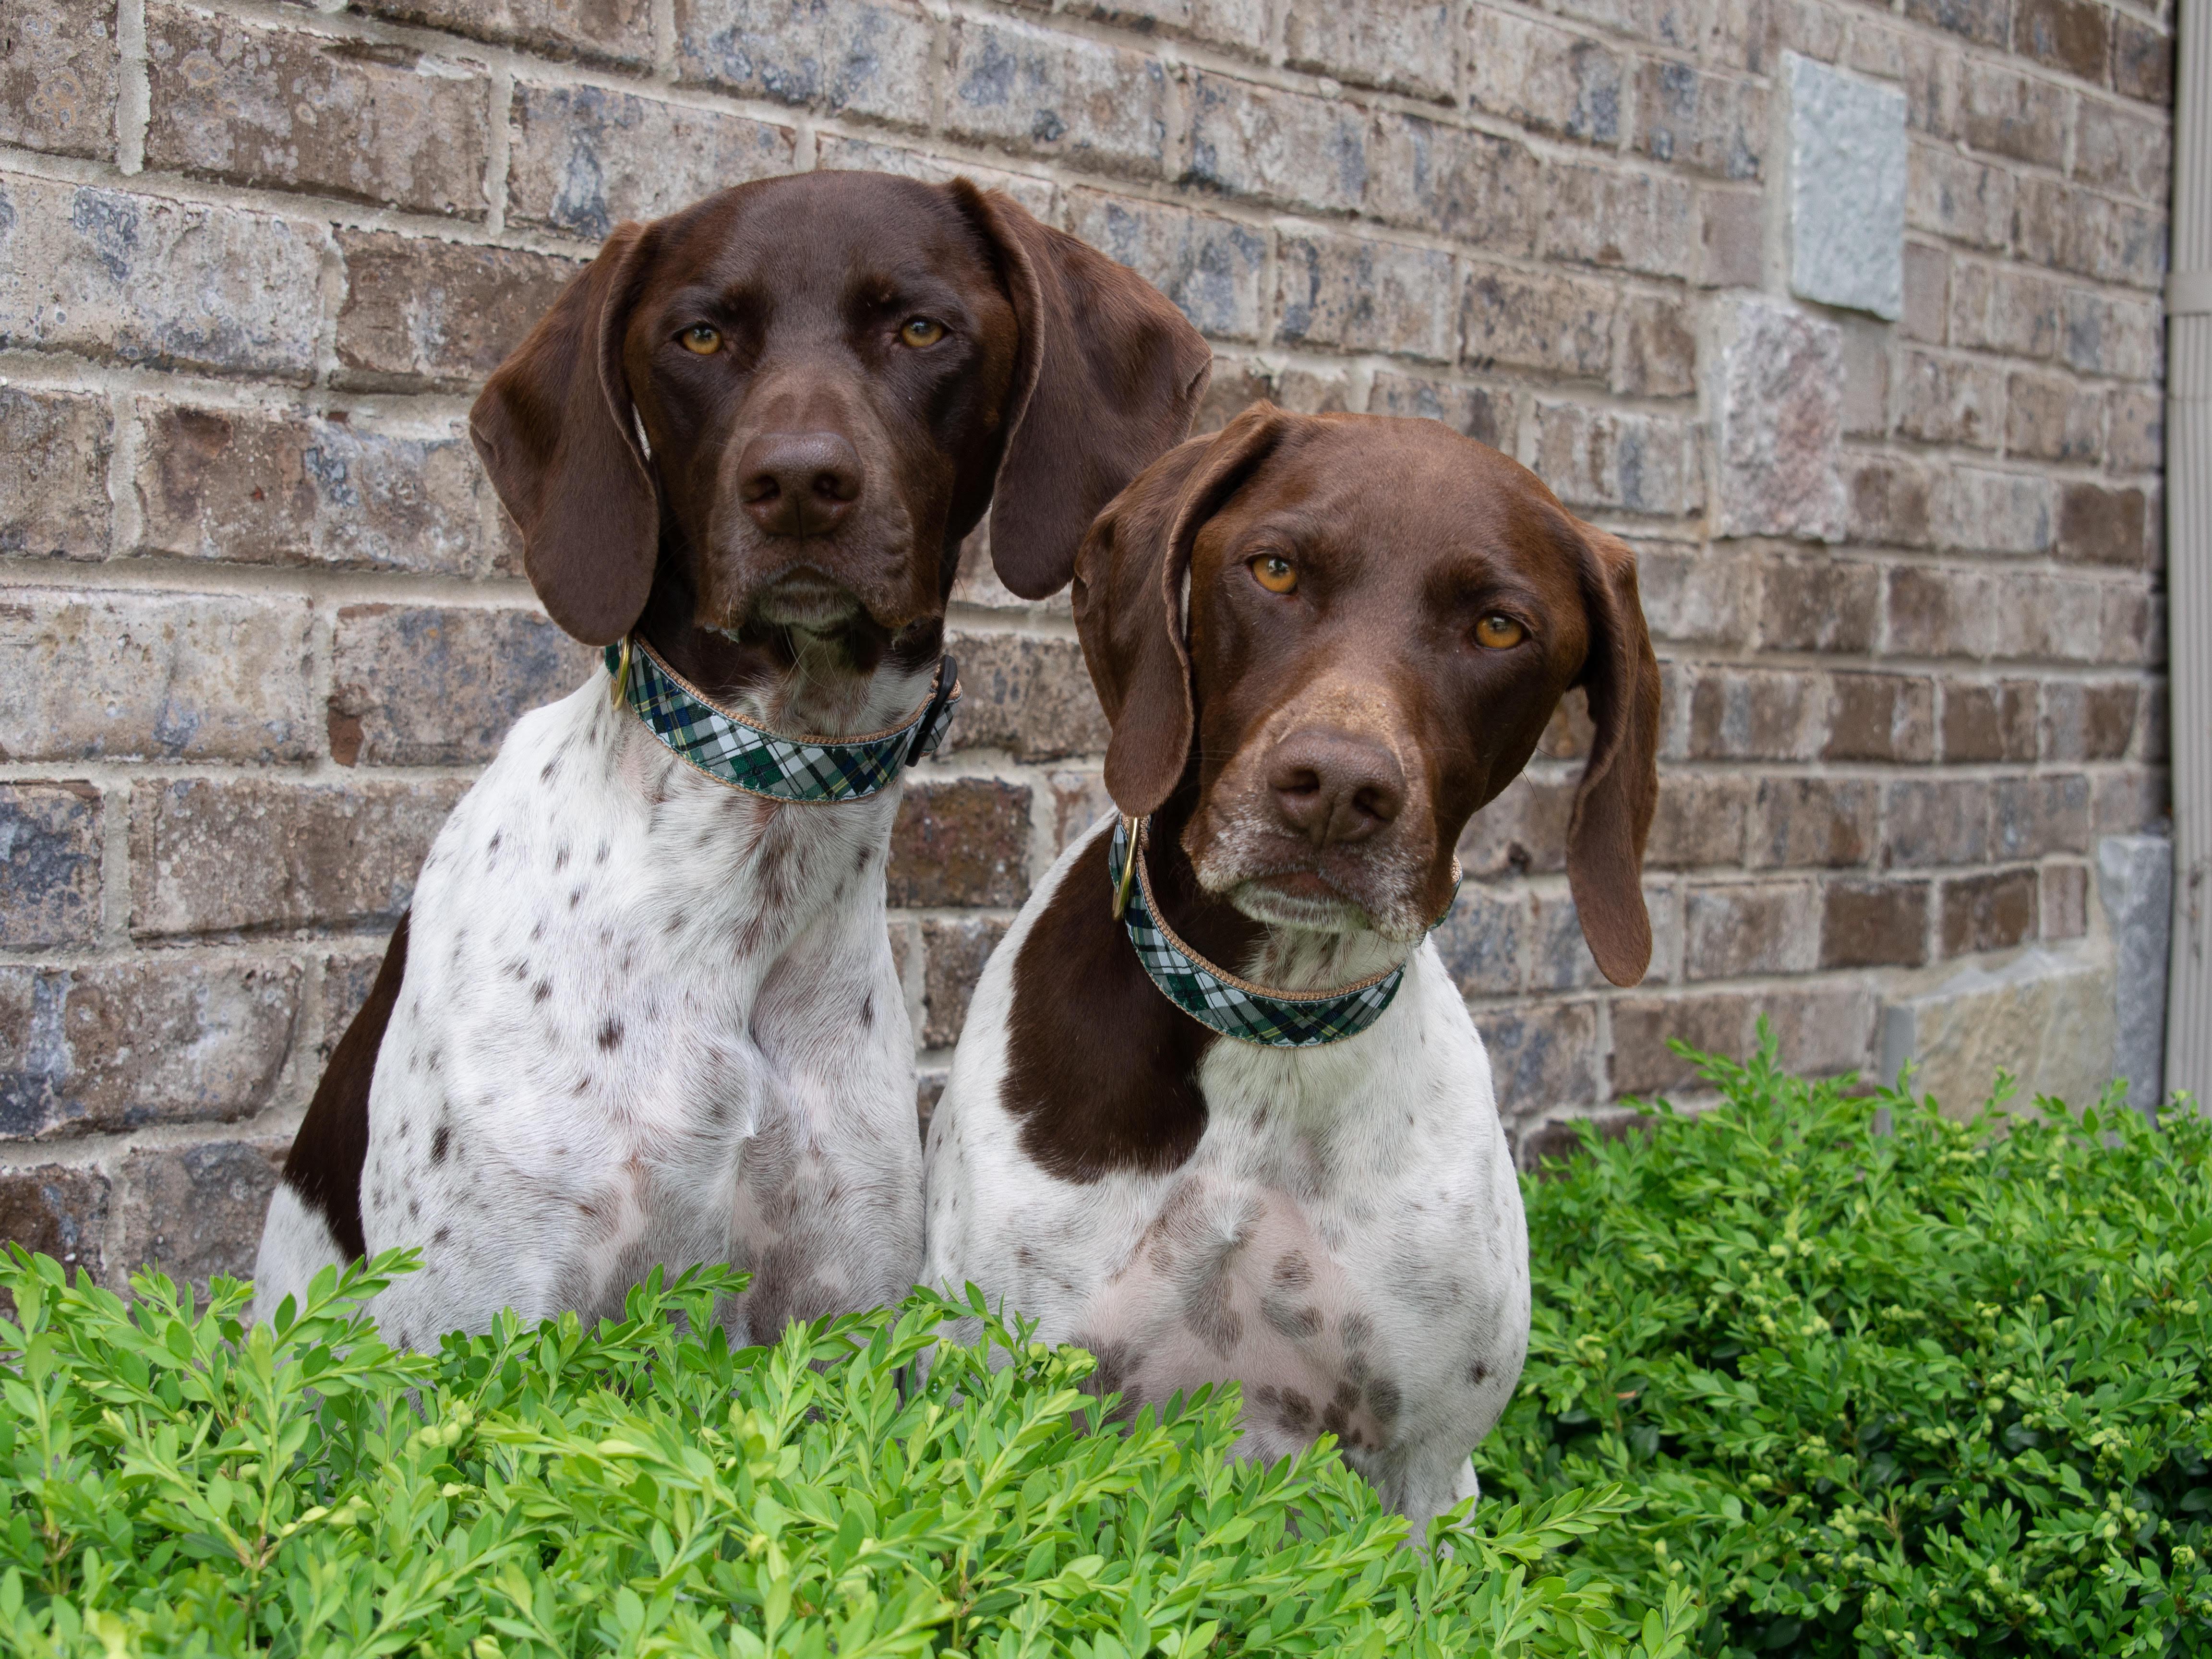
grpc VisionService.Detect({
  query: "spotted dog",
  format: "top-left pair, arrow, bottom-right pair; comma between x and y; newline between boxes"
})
253,171 -> 1210,1347
923,406 -> 1659,1534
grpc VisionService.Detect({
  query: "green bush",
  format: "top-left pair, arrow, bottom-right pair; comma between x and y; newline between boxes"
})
1479,1038 -> 2212,1657
0,1256 -> 1689,1657
2,1041 -> 2205,1657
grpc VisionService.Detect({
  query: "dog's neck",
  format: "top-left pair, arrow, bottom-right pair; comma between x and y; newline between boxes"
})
633,582 -> 942,741
1143,792 -> 1408,996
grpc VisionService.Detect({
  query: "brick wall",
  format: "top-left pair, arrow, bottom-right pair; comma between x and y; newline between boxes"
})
0,0 -> 2173,1290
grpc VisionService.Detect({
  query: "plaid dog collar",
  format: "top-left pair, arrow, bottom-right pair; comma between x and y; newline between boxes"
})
605,634 -> 960,803
1107,816 -> 1458,1049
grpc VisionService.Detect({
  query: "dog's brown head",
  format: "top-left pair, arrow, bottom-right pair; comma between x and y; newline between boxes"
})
470,170 -> 1211,674
1075,405 -> 1660,986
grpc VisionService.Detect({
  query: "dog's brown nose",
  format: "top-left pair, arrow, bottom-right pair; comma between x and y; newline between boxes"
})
739,431 -> 863,537
1267,729 -> 1406,847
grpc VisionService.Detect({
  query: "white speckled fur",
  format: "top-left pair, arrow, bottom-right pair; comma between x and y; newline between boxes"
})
254,648 -> 931,1347
924,818 -> 1531,1537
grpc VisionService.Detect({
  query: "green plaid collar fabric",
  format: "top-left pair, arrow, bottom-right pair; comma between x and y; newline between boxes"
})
1108,816 -> 1456,1049
605,635 -> 959,803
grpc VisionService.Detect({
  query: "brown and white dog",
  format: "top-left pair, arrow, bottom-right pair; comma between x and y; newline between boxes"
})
252,171 -> 1210,1348
922,406 -> 1659,1533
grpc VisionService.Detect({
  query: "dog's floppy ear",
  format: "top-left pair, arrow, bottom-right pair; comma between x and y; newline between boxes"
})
954,183 -> 1214,601
1074,403 -> 1287,816
469,222 -> 659,646
1565,522 -> 1661,987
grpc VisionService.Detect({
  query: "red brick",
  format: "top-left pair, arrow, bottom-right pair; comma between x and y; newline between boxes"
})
1940,867 -> 2038,955
0,958 -> 302,1138
1907,147 -> 2014,249
0,588 -> 313,764
1883,777 -> 1993,867
1633,544 -> 1752,648
1045,770 -> 1115,851
1993,772 -> 2091,858
2004,371 -> 2102,463
1366,118 -> 1543,252
2106,386 -> 2164,473
0,783 -> 102,949
1897,349 -> 2001,448
1529,883 -> 1678,990
888,779 -> 1032,908
1697,185 -> 1762,287
1276,230 -> 1456,361
2012,0 -> 2109,81
1462,267 -> 1614,381
135,403 -> 494,577
362,0 -> 653,65
330,606 -> 589,767
1961,60 -> 2068,166
1614,294 -> 1697,397
0,1163 -> 108,1282
1683,880 -> 1817,979
1821,878 -> 1930,968
2111,14 -> 2173,103
1611,990 -> 1757,1094
1550,162 -> 1699,280
1458,771 -> 1575,877
2056,482 -> 2148,567
1645,774 -> 1752,869
1463,11 -> 1624,143
2073,97 -> 2170,202
2041,679 -> 2139,760
920,917 -> 1009,1048
0,386 -> 111,561
2041,862 -> 2088,939
1476,1000 -> 1602,1117
1517,1106 -> 1646,1170
146,9 -> 490,216
1748,778 -> 1876,869
942,630 -> 1109,763
1435,886 -> 1528,996
1942,679 -> 2037,762
1634,60 -> 1765,179
1759,552 -> 1880,653
1530,401 -> 1701,516
1067,190 -> 1268,342
1903,0 -> 2010,48
1368,373 -> 1512,448
336,231 -> 583,393
1951,259 -> 2064,358
680,0 -> 933,119
1900,241 -> 1949,341
0,174 -> 328,380
1186,72 -> 1367,216
506,82 -> 795,241
109,1139 -> 285,1293
0,0 -> 117,160
1285,0 -> 1455,98
1688,668 -> 1825,761
130,777 -> 469,938
1827,674 -> 1936,764
1848,455 -> 1934,548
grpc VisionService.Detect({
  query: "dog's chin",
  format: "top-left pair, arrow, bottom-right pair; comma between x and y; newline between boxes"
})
1228,877 -> 1377,935
748,570 -> 868,631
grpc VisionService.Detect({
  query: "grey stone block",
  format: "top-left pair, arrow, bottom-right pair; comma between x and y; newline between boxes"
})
1879,946 -> 2116,1118
1786,53 -> 1906,320
2097,834 -> 2170,1114
1709,296 -> 1845,541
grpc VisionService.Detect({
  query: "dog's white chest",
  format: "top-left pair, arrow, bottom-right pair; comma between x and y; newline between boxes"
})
350,677 -> 922,1348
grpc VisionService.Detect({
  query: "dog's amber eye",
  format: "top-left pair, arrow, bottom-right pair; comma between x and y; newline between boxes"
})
1250,555 -> 1298,594
1475,613 -> 1527,649
680,325 -> 721,355
900,316 -> 946,348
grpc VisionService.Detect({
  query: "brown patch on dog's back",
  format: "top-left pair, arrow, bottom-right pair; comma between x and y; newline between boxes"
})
280,912 -> 410,1263
1000,808 -> 1257,1182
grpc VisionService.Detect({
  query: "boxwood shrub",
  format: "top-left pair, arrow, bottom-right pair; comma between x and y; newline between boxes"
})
0,1038 -> 2205,1657
1478,1038 -> 2212,1657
